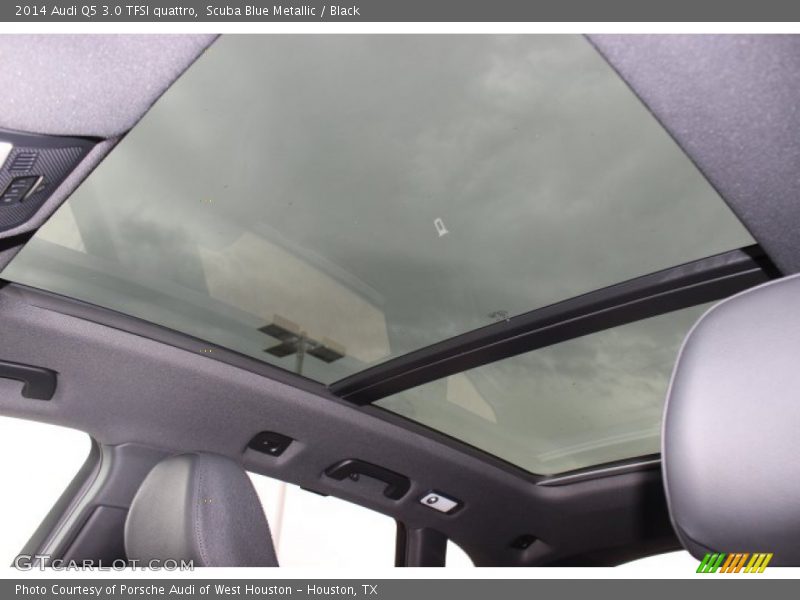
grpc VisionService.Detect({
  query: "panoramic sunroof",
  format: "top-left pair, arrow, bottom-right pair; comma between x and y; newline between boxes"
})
377,303 -> 712,475
1,35 -> 751,387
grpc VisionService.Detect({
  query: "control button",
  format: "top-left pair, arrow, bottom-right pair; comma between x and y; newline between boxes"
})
1,175 -> 42,204
9,152 -> 38,172
247,431 -> 293,457
419,491 -> 461,514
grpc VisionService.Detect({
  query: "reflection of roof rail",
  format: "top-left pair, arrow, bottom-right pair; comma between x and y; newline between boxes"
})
260,315 -> 346,375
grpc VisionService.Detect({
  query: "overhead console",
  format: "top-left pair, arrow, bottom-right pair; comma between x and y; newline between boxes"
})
0,129 -> 96,234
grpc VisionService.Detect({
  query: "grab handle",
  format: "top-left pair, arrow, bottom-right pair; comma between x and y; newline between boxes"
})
0,359 -> 57,400
324,459 -> 411,500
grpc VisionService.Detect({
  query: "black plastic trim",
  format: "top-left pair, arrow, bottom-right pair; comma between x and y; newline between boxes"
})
394,521 -> 408,567
395,525 -> 448,567
0,128 -> 98,235
331,245 -> 778,405
0,129 -> 98,152
0,231 -> 33,251
247,431 -> 293,457
0,358 -> 57,400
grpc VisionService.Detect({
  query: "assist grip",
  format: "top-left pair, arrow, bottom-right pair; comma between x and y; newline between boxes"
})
324,459 -> 411,500
0,359 -> 57,400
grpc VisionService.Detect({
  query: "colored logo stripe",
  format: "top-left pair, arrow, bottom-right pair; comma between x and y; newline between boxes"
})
697,553 -> 726,573
698,553 -> 772,573
745,553 -> 773,573
720,553 -> 749,573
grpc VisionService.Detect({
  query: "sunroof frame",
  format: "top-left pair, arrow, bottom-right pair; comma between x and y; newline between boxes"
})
330,245 -> 778,405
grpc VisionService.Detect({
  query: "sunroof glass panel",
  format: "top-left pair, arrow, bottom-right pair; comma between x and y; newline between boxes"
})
2,35 -> 752,383
377,304 -> 710,475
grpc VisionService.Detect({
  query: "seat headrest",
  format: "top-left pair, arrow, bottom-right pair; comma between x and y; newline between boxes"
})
124,452 -> 278,567
664,275 -> 800,566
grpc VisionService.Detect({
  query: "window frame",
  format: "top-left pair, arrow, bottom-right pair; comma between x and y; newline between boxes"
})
331,245 -> 776,405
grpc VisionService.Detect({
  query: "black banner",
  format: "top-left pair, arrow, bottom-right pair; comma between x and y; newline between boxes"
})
4,0 -> 800,22
5,579 -> 800,600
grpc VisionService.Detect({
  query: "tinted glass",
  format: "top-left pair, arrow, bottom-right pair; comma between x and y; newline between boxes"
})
377,305 -> 709,474
1,35 -> 752,383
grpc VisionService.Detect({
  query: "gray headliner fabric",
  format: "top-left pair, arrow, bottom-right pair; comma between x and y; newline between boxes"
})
125,453 -> 278,567
663,274 -> 800,565
0,35 -> 217,138
590,34 -> 800,274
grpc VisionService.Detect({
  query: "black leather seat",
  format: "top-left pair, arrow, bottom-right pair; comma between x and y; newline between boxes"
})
125,452 -> 279,567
